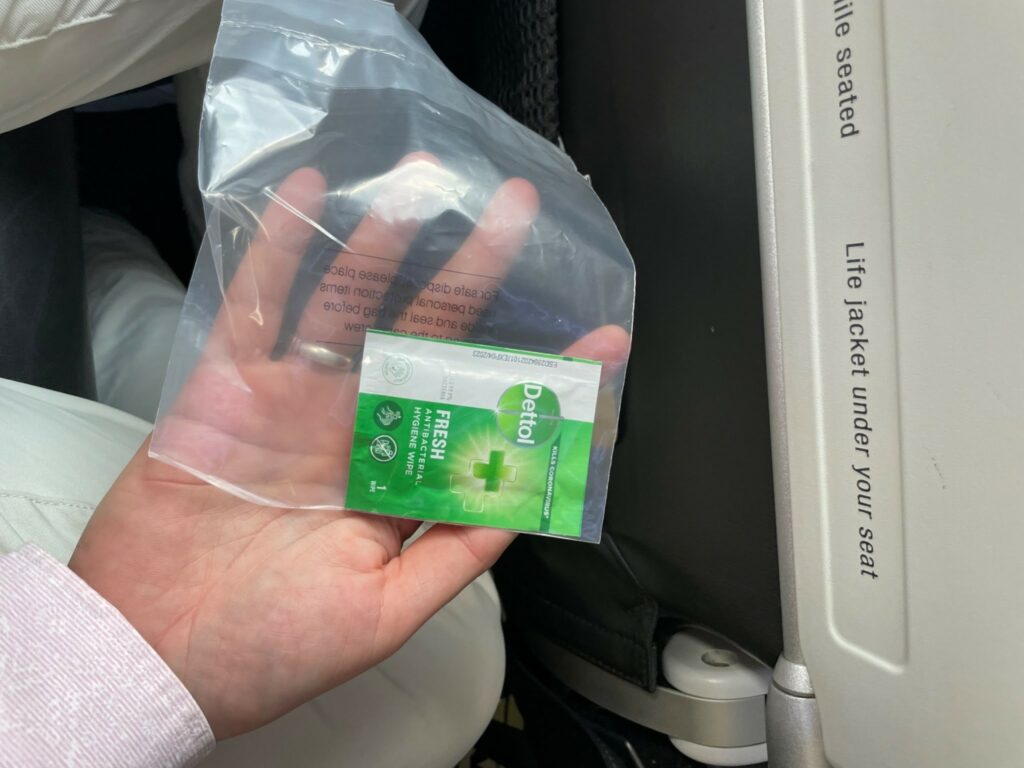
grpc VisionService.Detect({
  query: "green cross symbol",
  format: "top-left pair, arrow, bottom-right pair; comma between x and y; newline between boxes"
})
471,451 -> 517,492
450,451 -> 518,513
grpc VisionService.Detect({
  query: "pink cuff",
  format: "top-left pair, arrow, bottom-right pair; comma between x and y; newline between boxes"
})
0,544 -> 215,767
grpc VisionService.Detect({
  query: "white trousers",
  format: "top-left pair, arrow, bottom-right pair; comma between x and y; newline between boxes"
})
0,0 -> 428,134
0,212 -> 502,767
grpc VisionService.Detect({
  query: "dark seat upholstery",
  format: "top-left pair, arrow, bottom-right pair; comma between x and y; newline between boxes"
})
494,0 -> 782,687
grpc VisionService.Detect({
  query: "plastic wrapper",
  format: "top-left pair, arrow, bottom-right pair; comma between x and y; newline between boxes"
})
152,0 -> 634,541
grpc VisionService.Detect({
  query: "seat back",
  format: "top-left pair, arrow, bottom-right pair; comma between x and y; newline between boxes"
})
750,0 -> 1024,764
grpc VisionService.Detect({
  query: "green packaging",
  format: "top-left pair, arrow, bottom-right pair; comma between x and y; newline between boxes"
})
346,330 -> 602,538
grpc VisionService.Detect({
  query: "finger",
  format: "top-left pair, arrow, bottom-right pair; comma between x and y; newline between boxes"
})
394,518 -> 423,543
296,153 -> 441,348
380,525 -> 516,645
561,324 -> 632,384
566,325 -> 631,454
215,168 -> 327,354
390,177 -> 539,338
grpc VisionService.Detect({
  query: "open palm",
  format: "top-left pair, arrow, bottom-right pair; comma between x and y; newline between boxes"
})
68,157 -> 630,739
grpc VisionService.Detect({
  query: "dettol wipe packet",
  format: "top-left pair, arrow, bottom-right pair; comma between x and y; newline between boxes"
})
347,331 -> 602,538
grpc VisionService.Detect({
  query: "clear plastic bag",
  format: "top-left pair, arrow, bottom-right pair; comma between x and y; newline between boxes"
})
152,0 -> 634,541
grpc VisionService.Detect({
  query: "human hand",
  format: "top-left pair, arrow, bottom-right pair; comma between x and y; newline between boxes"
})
69,156 -> 629,739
